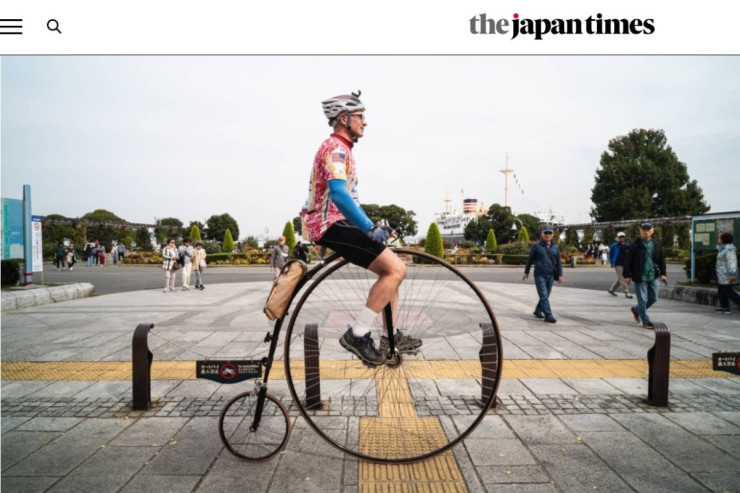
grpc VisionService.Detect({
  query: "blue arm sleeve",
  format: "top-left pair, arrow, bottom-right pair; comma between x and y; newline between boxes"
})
328,179 -> 374,233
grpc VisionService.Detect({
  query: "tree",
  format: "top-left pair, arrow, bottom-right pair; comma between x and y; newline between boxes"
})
135,227 -> 153,251
81,209 -> 125,222
155,217 -> 182,244
41,215 -> 84,257
565,227 -> 580,249
464,215 -> 493,245
244,236 -> 259,249
486,204 -> 515,243
591,129 -> 709,221
223,229 -> 235,252
189,224 -> 202,242
583,226 -> 595,246
292,216 -> 302,236
283,221 -> 296,253
362,204 -> 418,241
516,226 -> 530,243
424,223 -> 444,259
206,213 -> 239,243
485,229 -> 498,252
601,224 -> 616,245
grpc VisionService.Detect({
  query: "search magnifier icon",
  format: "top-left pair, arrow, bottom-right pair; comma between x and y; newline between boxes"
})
47,19 -> 61,34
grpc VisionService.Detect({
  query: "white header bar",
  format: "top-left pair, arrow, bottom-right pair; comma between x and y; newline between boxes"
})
1,1 -> 738,55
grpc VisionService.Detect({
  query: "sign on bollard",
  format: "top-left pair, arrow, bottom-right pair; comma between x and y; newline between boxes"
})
196,360 -> 262,383
712,352 -> 740,375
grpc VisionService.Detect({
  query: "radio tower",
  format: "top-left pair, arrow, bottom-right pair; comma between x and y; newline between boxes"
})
499,152 -> 514,208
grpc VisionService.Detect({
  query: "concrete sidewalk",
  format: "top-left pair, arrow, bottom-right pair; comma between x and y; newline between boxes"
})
2,280 -> 739,492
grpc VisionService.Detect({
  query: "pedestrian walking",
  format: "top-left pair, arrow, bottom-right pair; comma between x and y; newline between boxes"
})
270,236 -> 290,278
55,242 -> 66,270
66,243 -> 77,271
623,222 -> 667,329
715,231 -> 740,314
608,232 -> 633,298
522,225 -> 563,323
117,242 -> 126,261
162,238 -> 179,292
293,241 -> 309,263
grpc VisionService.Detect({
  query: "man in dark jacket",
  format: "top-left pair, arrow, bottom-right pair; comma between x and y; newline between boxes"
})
523,225 -> 563,323
623,222 -> 668,329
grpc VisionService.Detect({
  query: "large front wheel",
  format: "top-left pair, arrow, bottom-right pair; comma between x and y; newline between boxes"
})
283,248 -> 502,463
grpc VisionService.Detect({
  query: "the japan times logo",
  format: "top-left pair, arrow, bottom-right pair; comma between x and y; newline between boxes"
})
469,12 -> 655,40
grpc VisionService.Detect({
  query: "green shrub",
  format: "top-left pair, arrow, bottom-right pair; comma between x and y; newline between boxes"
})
223,229 -> 235,252
686,253 -> 716,283
685,252 -> 740,283
424,223 -> 444,259
502,254 -> 529,265
500,242 -> 531,255
485,229 -> 498,252
1,259 -> 21,286
283,221 -> 296,253
516,226 -> 530,243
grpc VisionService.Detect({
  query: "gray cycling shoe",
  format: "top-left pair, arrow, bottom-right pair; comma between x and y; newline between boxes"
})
339,327 -> 386,366
379,329 -> 423,353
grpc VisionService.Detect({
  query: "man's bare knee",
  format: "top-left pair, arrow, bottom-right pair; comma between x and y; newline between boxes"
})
369,250 -> 406,284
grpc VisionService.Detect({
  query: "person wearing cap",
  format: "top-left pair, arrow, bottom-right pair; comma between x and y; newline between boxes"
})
623,222 -> 667,329
523,225 -> 563,323
300,91 -> 415,367
608,232 -> 633,298
270,236 -> 290,278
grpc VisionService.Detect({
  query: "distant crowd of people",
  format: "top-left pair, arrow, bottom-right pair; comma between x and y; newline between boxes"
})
53,240 -> 128,270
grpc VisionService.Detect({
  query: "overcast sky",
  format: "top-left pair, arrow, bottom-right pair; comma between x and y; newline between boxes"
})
2,56 -> 738,239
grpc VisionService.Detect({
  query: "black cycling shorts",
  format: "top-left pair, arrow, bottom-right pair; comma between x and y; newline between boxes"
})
316,221 -> 386,269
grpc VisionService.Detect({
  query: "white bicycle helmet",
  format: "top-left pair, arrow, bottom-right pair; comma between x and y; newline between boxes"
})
322,90 -> 365,126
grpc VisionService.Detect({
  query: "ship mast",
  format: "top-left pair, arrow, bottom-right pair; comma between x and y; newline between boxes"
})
499,152 -> 514,208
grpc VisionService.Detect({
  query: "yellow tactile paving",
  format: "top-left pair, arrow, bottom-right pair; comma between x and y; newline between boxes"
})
358,370 -> 468,492
2,359 -> 737,381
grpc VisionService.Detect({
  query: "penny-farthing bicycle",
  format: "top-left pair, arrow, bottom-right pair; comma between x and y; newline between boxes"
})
218,247 -> 503,464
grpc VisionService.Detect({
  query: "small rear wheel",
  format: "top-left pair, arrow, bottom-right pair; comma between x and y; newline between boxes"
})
218,390 -> 291,462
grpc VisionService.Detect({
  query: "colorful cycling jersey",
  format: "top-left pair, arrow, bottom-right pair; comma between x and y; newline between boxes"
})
302,134 -> 360,242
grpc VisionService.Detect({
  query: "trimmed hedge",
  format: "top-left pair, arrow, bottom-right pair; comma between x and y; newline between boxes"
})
685,251 -> 740,284
502,254 -> 528,265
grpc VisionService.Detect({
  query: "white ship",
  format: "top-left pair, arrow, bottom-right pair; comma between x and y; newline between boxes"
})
434,195 -> 486,242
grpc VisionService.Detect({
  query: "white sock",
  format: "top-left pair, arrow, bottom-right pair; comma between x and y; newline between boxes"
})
351,306 -> 379,337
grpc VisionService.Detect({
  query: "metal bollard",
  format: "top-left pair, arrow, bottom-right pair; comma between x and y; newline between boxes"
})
479,321 -> 500,408
304,323 -> 322,410
646,322 -> 670,406
132,323 -> 154,410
